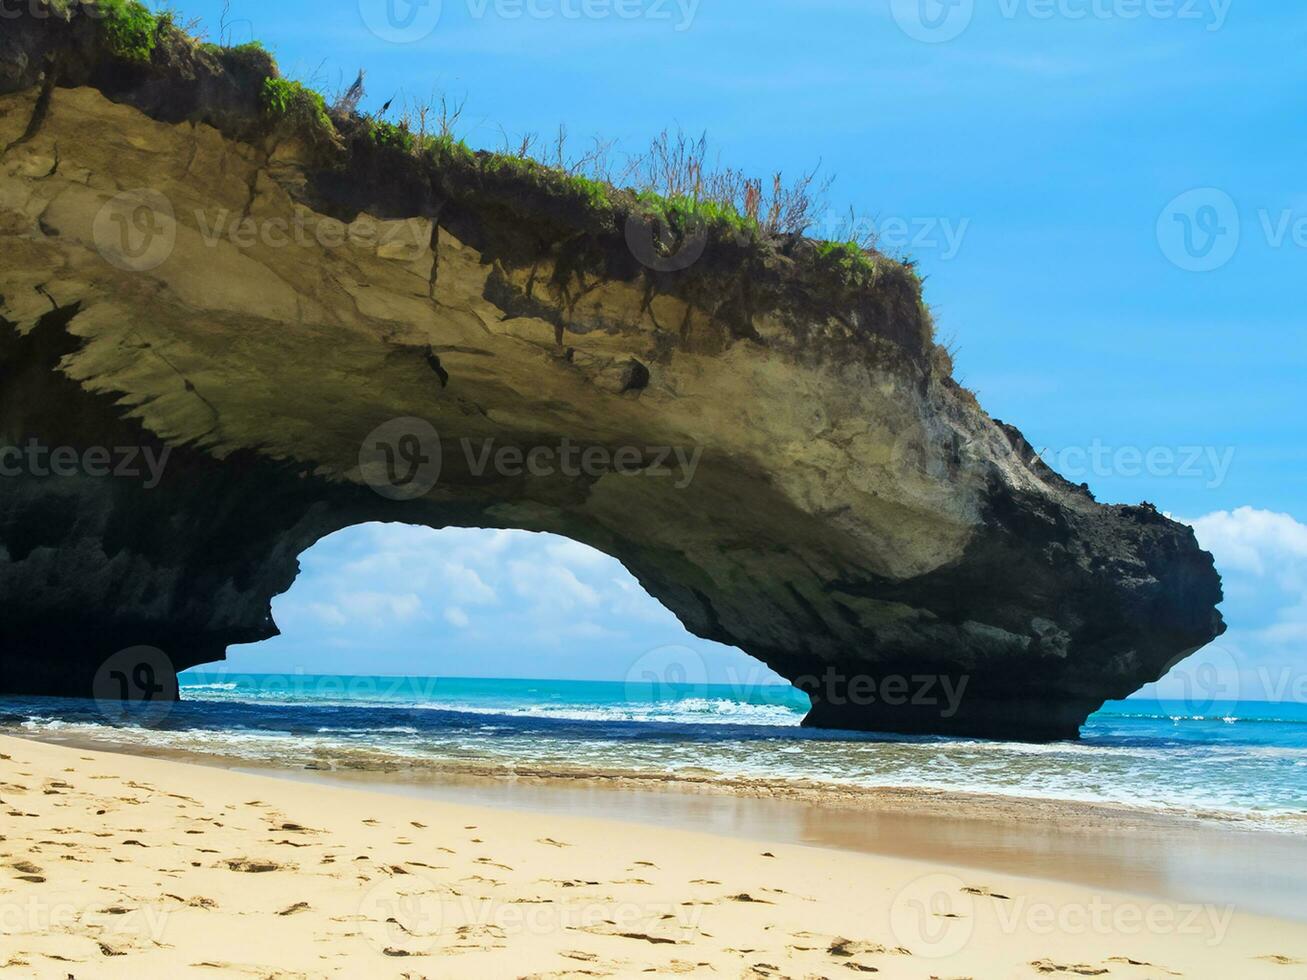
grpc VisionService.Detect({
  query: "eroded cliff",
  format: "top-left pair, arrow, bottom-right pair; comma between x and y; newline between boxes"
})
0,4 -> 1224,739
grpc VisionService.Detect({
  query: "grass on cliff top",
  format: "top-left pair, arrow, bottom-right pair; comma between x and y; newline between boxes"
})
260,77 -> 333,143
356,110 -> 894,285
68,0 -> 923,323
85,0 -> 176,64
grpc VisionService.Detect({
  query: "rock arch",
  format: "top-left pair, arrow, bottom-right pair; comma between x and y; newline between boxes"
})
0,27 -> 1223,739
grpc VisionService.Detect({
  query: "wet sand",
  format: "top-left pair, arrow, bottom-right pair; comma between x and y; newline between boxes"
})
4,733 -> 1307,979
276,767 -> 1307,924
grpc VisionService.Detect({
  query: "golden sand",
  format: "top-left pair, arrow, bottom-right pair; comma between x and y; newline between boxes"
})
2,735 -> 1304,978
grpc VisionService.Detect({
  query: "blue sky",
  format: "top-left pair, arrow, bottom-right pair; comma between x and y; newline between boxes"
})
167,0 -> 1307,701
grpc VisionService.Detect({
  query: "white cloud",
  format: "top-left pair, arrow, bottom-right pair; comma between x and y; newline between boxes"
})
337,591 -> 423,625
1157,507 -> 1307,703
441,564 -> 498,605
507,559 -> 601,609
258,524 -> 783,686
1189,507 -> 1307,579
608,578 -> 678,623
544,537 -> 614,569
303,602 -> 347,628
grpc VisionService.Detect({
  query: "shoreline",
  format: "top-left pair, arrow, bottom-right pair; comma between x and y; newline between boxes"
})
19,729 -> 1307,924
3,733 -> 1307,978
20,722 -> 1307,832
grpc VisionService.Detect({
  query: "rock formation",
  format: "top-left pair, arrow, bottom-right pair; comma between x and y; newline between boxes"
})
0,5 -> 1224,739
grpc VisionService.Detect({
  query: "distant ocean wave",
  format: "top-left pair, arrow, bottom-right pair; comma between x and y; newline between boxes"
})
3,674 -> 1306,830
173,675 -> 810,727
394,696 -> 804,727
1108,711 -> 1307,726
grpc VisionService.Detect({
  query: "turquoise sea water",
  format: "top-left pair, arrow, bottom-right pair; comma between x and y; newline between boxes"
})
3,674 -> 1306,828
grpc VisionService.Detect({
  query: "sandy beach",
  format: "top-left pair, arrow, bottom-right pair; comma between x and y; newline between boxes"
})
2,734 -> 1305,978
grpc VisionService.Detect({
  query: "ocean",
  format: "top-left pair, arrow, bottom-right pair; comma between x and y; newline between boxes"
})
2,673 -> 1305,830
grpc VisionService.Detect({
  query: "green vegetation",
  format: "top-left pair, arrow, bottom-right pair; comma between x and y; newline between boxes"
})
260,77 -> 333,140
815,239 -> 881,284
96,0 -> 169,64
481,155 -> 612,210
425,133 -> 477,166
364,121 -> 478,168
59,0 -> 930,338
367,119 -> 418,155
636,192 -> 760,241
566,174 -> 611,211
195,37 -> 277,82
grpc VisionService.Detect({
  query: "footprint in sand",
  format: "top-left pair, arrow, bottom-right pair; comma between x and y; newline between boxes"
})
1031,960 -> 1109,976
159,892 -> 208,908
1256,955 -> 1306,966
828,938 -> 908,957
962,885 -> 1011,900
576,923 -> 683,946
1106,956 -> 1180,974
223,858 -> 286,873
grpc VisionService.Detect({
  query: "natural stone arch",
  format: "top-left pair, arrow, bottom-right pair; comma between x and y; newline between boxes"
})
0,28 -> 1224,740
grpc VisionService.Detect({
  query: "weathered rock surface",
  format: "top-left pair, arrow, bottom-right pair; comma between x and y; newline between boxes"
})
0,10 -> 1224,739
